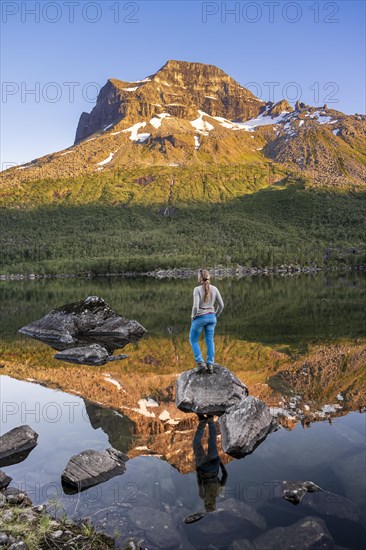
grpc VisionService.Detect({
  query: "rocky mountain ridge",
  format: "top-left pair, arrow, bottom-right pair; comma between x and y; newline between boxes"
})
75,59 -> 267,143
1,59 -> 365,198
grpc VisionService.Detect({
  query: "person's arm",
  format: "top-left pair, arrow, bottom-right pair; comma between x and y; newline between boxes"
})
215,288 -> 224,318
196,471 -> 205,498
219,461 -> 228,486
191,288 -> 200,319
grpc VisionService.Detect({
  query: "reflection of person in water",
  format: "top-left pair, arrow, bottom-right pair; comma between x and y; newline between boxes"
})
194,413 -> 228,513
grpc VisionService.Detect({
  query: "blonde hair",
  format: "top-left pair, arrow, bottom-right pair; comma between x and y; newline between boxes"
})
199,268 -> 211,302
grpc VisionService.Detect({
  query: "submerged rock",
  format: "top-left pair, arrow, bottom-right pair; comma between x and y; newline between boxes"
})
0,425 -> 38,467
176,364 -> 248,415
54,344 -> 128,366
300,488 -> 365,525
128,506 -> 181,549
19,296 -> 146,366
61,447 -> 128,492
219,396 -> 277,458
186,498 -> 266,546
282,480 -> 320,505
228,540 -> 255,550
252,516 -> 335,549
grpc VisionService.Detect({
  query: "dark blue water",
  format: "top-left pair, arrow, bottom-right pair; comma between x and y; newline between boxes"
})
1,375 -> 365,549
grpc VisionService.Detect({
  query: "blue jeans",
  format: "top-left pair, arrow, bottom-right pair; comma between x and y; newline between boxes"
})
193,421 -> 219,470
189,313 -> 217,364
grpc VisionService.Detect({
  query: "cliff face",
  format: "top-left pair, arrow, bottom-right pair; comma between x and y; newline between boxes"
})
74,60 -> 266,143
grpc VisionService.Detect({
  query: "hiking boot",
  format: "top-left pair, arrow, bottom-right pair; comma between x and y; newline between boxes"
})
194,361 -> 207,373
206,363 -> 214,374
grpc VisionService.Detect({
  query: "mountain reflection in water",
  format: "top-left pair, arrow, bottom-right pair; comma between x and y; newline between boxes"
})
0,272 -> 365,548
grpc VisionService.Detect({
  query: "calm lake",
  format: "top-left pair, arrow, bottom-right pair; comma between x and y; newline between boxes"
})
0,272 -> 365,549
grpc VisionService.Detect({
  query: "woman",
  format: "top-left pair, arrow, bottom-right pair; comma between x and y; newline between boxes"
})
189,269 -> 224,373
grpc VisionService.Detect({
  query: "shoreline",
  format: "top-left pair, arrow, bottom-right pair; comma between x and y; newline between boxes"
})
0,264 -> 365,282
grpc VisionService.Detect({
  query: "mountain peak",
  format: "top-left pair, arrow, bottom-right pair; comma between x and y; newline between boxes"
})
74,60 -> 265,143
156,58 -> 225,73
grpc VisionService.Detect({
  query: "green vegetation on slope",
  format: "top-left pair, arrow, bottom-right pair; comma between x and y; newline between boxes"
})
0,176 -> 365,274
0,162 -> 279,207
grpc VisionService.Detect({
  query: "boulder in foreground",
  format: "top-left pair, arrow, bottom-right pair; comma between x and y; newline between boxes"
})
219,396 -> 277,458
0,425 -> 38,467
176,364 -> 248,415
61,447 -> 128,492
19,295 -> 146,365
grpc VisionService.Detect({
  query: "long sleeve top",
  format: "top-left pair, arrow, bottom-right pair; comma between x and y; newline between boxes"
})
191,285 -> 224,320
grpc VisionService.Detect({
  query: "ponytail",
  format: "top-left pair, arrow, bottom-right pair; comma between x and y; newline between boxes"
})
199,269 -> 211,302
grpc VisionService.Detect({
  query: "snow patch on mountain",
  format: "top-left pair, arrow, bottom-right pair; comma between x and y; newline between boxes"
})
97,152 -> 114,166
306,111 -> 338,124
123,121 -> 151,142
190,111 -> 214,134
130,77 -> 151,84
149,112 -> 172,129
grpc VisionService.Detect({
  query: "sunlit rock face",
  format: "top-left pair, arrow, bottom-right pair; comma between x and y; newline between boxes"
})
19,296 -> 146,366
74,59 -> 267,144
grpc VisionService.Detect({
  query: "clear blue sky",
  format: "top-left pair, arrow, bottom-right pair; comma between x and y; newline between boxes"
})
1,0 -> 365,168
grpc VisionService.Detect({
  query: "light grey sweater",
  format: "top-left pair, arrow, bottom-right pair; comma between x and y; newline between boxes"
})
191,285 -> 224,319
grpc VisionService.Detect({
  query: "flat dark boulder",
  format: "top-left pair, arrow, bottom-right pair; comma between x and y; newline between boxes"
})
54,344 -> 128,366
176,364 -> 248,415
219,396 -> 277,458
0,425 -> 38,467
19,296 -> 146,365
61,447 -> 128,492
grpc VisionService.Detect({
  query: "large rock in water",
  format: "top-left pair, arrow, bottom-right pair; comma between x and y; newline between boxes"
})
0,425 -> 38,467
61,447 -> 128,492
176,364 -> 248,415
19,296 -> 146,365
219,396 -> 277,458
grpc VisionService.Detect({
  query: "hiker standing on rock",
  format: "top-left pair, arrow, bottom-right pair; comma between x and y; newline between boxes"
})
189,269 -> 224,373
